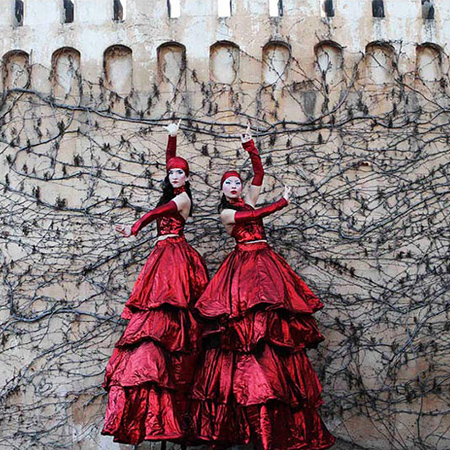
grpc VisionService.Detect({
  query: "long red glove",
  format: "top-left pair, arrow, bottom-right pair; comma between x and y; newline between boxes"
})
131,200 -> 178,236
234,198 -> 288,224
166,135 -> 177,164
242,139 -> 264,186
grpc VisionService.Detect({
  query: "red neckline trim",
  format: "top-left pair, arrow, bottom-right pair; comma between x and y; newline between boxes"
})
174,186 -> 186,195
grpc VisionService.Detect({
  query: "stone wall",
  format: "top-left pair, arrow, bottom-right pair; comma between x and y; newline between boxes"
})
0,1 -> 449,449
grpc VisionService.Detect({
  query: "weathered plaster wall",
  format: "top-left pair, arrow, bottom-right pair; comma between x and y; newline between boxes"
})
0,1 -> 449,450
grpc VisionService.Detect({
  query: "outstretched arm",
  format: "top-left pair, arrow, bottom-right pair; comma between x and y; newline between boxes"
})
163,119 -> 181,164
130,201 -> 178,236
242,126 -> 264,207
222,186 -> 291,226
234,197 -> 287,224
115,201 -> 179,237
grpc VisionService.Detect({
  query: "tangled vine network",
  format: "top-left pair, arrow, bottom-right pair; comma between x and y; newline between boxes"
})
0,38 -> 449,450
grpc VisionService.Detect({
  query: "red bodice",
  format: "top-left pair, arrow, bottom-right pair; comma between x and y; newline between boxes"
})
157,211 -> 185,236
156,186 -> 186,237
231,203 -> 267,243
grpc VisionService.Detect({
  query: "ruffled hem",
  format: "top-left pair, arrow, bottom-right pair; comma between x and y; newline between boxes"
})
191,345 -> 323,407
123,236 -> 208,314
102,385 -> 189,445
116,306 -> 200,353
102,236 -> 209,445
191,399 -> 336,450
195,242 -> 323,319
103,341 -> 198,390
220,309 -> 324,352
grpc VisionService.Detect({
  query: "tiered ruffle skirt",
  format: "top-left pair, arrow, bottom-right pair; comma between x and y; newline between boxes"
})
102,236 -> 208,445
192,241 -> 335,450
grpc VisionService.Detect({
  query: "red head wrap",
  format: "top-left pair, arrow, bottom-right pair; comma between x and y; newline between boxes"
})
220,170 -> 242,188
167,157 -> 189,177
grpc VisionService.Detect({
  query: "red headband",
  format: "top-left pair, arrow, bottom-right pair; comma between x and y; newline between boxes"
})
220,170 -> 242,187
167,157 -> 189,177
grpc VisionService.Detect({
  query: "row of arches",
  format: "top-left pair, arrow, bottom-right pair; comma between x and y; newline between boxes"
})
2,41 -> 444,96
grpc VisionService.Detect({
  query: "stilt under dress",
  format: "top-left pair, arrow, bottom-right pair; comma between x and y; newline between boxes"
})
191,201 -> 335,450
101,135 -> 209,445
102,213 -> 208,445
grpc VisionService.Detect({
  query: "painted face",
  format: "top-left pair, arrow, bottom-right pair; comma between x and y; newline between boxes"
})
222,176 -> 243,199
168,168 -> 187,188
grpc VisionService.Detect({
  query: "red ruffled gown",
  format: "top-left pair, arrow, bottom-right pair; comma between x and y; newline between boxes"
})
191,202 -> 335,450
101,136 -> 209,445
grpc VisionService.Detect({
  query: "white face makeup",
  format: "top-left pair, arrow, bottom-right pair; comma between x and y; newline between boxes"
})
168,168 -> 187,188
222,176 -> 243,199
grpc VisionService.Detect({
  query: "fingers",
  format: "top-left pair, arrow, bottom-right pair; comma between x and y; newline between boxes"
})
241,124 -> 253,143
164,121 -> 179,136
115,224 -> 131,237
283,185 -> 292,203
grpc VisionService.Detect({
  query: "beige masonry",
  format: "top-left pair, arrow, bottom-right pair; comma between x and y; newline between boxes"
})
0,1 -> 449,449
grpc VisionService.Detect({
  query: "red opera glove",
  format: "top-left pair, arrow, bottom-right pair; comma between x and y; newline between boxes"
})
131,200 -> 178,236
234,197 -> 288,224
242,139 -> 264,186
166,135 -> 177,164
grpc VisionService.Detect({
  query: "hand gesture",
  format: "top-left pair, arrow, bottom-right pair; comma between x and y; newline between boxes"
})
163,119 -> 181,137
283,186 -> 292,204
241,124 -> 252,144
115,224 -> 132,238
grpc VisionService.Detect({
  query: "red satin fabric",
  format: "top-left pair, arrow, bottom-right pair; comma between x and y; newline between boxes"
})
242,139 -> 264,186
231,203 -> 267,242
157,186 -> 187,237
195,242 -> 323,319
102,236 -> 208,445
192,219 -> 335,449
156,211 -> 185,237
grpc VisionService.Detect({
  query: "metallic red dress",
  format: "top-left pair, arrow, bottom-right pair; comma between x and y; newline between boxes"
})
101,138 -> 209,445
192,202 -> 335,450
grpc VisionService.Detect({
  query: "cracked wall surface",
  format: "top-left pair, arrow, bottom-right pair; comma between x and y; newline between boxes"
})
0,1 -> 449,449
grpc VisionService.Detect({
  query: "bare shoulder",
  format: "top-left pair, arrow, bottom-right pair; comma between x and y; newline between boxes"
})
220,208 -> 236,225
173,192 -> 191,208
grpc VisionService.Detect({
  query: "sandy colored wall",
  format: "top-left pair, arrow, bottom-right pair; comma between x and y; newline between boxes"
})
0,1 -> 449,449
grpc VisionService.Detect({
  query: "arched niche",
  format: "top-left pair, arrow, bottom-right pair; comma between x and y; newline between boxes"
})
262,41 -> 290,85
210,41 -> 240,84
3,50 -> 30,90
315,41 -> 343,85
103,45 -> 132,95
365,42 -> 395,85
157,42 -> 186,86
52,47 -> 80,97
417,43 -> 442,82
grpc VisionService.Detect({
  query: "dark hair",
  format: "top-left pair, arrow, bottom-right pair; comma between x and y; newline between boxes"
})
157,175 -> 193,216
218,194 -> 241,213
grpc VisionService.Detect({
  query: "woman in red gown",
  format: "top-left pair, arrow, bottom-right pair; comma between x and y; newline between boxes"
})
191,128 -> 335,450
101,121 -> 209,446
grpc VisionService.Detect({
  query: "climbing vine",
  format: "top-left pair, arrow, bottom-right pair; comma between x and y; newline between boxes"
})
0,42 -> 449,450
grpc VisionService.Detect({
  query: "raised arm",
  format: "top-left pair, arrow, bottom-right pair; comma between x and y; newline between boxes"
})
163,119 -> 181,165
242,127 -> 264,207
